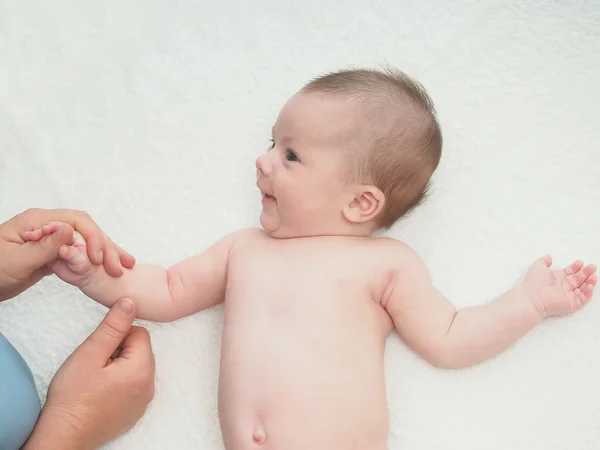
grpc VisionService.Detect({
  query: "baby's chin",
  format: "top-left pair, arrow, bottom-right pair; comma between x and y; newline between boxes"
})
259,213 -> 279,235
260,219 -> 286,239
259,214 -> 300,239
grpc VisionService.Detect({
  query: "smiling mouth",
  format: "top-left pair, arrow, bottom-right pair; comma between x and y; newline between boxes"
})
262,192 -> 276,204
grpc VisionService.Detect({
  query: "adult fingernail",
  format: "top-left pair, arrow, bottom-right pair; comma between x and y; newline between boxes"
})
118,298 -> 134,315
97,250 -> 104,262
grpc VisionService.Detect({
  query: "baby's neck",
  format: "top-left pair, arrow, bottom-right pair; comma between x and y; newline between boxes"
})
270,223 -> 377,240
335,221 -> 378,237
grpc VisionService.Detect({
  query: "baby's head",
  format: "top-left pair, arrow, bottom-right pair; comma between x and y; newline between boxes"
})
256,67 -> 442,238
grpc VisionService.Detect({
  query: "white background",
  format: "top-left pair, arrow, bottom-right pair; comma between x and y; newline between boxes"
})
1,1 -> 599,449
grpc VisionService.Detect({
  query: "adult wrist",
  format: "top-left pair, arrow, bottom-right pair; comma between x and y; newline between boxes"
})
22,405 -> 89,450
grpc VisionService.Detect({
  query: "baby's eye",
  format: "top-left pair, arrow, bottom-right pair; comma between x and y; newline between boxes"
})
268,139 -> 275,150
285,150 -> 299,162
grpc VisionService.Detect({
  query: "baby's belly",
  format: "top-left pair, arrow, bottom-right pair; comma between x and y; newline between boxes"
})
217,298 -> 390,450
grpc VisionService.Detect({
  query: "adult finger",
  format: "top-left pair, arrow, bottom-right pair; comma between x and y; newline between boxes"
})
117,243 -> 136,269
15,208 -> 97,239
85,233 -> 134,277
79,298 -> 137,364
84,233 -> 107,267
15,224 -> 74,274
102,237 -> 124,278
13,208 -> 104,264
112,326 -> 156,402
14,208 -> 120,269
113,326 -> 155,368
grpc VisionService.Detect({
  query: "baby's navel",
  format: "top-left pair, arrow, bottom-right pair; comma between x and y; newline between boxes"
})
252,426 -> 266,444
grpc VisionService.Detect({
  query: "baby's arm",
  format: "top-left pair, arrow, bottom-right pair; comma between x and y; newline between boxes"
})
383,247 -> 596,369
33,224 -> 243,322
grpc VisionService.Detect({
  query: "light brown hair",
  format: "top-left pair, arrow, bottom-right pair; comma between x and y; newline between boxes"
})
302,66 -> 442,229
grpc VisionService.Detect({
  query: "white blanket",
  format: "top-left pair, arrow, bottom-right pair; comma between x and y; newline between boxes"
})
1,1 -> 599,448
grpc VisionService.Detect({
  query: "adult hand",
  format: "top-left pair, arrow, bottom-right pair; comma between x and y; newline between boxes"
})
0,208 -> 136,301
23,298 -> 156,450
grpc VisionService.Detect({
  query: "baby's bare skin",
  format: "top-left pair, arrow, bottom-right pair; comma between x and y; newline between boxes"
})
26,88 -> 597,449
26,223 -> 596,449
219,233 -> 394,450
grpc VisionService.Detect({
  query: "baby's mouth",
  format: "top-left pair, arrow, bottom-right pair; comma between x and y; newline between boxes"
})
262,192 -> 276,205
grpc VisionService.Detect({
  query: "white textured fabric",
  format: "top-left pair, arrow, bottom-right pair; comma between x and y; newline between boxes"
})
1,1 -> 599,449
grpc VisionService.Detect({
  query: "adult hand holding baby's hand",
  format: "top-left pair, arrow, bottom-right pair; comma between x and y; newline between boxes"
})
0,208 -> 135,301
25,221 -> 98,288
523,255 -> 597,317
23,298 -> 155,450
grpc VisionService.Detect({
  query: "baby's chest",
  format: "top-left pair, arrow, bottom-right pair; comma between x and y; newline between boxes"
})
225,248 -> 375,313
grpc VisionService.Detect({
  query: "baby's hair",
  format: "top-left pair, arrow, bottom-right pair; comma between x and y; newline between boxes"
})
301,66 -> 442,229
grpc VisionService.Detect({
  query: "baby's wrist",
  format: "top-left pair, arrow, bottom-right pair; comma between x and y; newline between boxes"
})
519,282 -> 548,320
77,266 -> 102,292
78,266 -> 118,303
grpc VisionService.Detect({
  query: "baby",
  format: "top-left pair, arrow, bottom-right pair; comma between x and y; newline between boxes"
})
26,68 -> 596,450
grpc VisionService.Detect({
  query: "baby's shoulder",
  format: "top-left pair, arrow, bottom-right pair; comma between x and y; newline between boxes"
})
364,236 -> 429,274
366,236 -> 415,258
226,227 -> 270,249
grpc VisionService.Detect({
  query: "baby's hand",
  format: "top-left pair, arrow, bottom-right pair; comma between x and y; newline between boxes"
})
523,255 -> 597,317
24,222 -> 96,287
22,221 -> 67,242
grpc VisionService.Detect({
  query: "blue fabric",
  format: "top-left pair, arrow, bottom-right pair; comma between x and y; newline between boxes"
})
0,331 -> 41,450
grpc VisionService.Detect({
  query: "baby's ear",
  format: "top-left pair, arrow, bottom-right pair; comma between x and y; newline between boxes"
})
342,185 -> 385,224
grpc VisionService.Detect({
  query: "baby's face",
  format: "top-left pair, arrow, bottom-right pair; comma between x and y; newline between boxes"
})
256,92 -> 358,238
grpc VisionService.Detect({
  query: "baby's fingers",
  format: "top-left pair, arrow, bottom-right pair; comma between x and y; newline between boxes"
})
23,228 -> 44,241
59,244 -> 87,266
574,277 -> 596,308
566,263 -> 597,288
41,221 -> 64,235
23,222 -> 65,242
580,284 -> 595,302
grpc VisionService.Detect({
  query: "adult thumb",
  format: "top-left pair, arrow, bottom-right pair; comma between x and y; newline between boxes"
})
18,224 -> 74,273
80,298 -> 137,364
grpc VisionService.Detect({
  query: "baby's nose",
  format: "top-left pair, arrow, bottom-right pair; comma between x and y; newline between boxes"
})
255,154 -> 272,176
